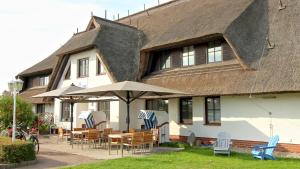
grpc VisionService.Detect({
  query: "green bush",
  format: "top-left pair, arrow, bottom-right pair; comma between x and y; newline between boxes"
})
160,142 -> 191,149
38,124 -> 50,135
0,137 -> 36,163
0,95 -> 36,130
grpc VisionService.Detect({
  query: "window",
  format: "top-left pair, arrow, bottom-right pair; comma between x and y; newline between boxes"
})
65,65 -> 71,80
36,104 -> 45,114
160,52 -> 171,70
61,102 -> 71,122
78,58 -> 89,77
207,41 -> 222,63
98,101 -> 110,121
182,46 -> 195,66
96,58 -> 105,75
205,97 -> 221,125
39,76 -> 49,86
179,98 -> 193,124
146,99 -> 168,112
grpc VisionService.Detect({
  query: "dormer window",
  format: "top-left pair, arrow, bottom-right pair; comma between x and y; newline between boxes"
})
78,58 -> 89,78
207,41 -> 222,63
97,58 -> 105,75
39,76 -> 49,86
160,52 -> 171,70
182,46 -> 195,67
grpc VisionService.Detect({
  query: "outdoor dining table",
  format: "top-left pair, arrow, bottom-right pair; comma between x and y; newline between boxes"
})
71,130 -> 103,147
108,133 -> 133,157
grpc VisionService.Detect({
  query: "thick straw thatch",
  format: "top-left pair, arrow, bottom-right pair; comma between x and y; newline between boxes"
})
137,0 -> 300,96
18,0 -> 300,97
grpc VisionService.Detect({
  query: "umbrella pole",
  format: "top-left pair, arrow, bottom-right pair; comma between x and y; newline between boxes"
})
126,91 -> 130,132
70,102 -> 74,145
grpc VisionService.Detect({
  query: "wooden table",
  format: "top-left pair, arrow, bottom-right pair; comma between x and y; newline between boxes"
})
71,130 -> 103,148
108,133 -> 132,157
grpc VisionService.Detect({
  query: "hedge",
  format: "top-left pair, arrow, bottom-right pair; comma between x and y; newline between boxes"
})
0,137 -> 36,163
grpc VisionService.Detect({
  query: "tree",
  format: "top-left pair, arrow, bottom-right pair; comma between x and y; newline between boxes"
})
0,95 -> 36,130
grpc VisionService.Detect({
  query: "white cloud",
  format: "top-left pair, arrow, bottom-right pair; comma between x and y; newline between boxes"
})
0,0 -> 171,93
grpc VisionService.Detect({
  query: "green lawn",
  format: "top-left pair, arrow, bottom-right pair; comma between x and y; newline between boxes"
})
63,148 -> 300,169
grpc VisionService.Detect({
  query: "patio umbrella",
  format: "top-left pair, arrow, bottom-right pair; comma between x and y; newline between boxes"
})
33,84 -> 84,131
67,81 -> 187,132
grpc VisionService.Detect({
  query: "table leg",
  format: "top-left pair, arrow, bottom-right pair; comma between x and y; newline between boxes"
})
108,137 -> 111,155
121,139 -> 124,157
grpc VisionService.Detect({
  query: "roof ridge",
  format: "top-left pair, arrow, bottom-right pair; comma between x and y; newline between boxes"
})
118,0 -> 181,21
93,16 -> 139,30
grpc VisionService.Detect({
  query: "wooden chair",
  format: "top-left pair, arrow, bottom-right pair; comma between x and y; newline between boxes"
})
100,128 -> 112,148
57,128 -> 70,143
213,132 -> 232,156
143,131 -> 154,153
129,128 -> 136,133
252,135 -> 279,160
123,132 -> 144,155
82,130 -> 99,149
151,128 -> 160,147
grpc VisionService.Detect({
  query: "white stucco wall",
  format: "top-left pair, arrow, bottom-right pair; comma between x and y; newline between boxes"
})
169,93 -> 300,144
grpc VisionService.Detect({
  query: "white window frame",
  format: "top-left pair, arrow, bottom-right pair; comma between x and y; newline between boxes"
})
182,46 -> 195,67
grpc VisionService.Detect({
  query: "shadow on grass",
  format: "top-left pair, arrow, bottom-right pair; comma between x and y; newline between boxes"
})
183,147 -> 300,162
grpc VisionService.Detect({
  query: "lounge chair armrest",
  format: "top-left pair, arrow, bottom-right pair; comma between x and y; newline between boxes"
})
253,144 -> 267,149
261,146 -> 277,150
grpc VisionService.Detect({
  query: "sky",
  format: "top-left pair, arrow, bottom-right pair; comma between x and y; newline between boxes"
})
0,0 -> 171,93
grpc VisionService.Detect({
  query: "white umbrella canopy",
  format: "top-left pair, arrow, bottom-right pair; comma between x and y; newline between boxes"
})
33,84 -> 84,98
67,81 -> 187,132
67,81 -> 186,98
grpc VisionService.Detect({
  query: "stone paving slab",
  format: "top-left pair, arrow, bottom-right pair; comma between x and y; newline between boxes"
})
16,135 -> 182,169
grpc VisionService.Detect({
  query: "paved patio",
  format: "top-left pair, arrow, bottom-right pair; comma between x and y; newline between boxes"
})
17,135 -> 182,169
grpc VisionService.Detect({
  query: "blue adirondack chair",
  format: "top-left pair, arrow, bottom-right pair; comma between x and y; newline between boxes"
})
251,135 -> 279,160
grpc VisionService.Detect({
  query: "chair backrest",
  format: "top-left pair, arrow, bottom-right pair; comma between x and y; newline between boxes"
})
58,128 -> 64,136
74,128 -> 84,131
132,132 -> 144,145
216,132 -> 231,149
143,131 -> 153,143
151,128 -> 159,141
103,128 -> 112,137
86,130 -> 99,140
266,135 -> 279,155
129,128 -> 136,133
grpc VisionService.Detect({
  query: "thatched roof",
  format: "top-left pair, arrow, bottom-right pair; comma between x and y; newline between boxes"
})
51,17 -> 142,83
18,0 -> 300,97
139,0 -> 300,96
19,87 -> 51,104
18,52 -> 58,77
118,0 -> 254,51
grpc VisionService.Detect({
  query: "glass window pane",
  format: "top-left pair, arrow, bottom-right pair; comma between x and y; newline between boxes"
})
182,56 -> 189,66
214,98 -> 221,109
206,98 -> 214,109
215,46 -> 222,51
207,110 -> 214,122
189,55 -> 195,65
208,53 -> 215,63
208,47 -> 214,53
165,56 -> 171,68
214,110 -> 221,122
215,51 -> 222,62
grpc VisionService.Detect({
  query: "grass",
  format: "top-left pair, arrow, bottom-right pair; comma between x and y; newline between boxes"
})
63,148 -> 300,169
